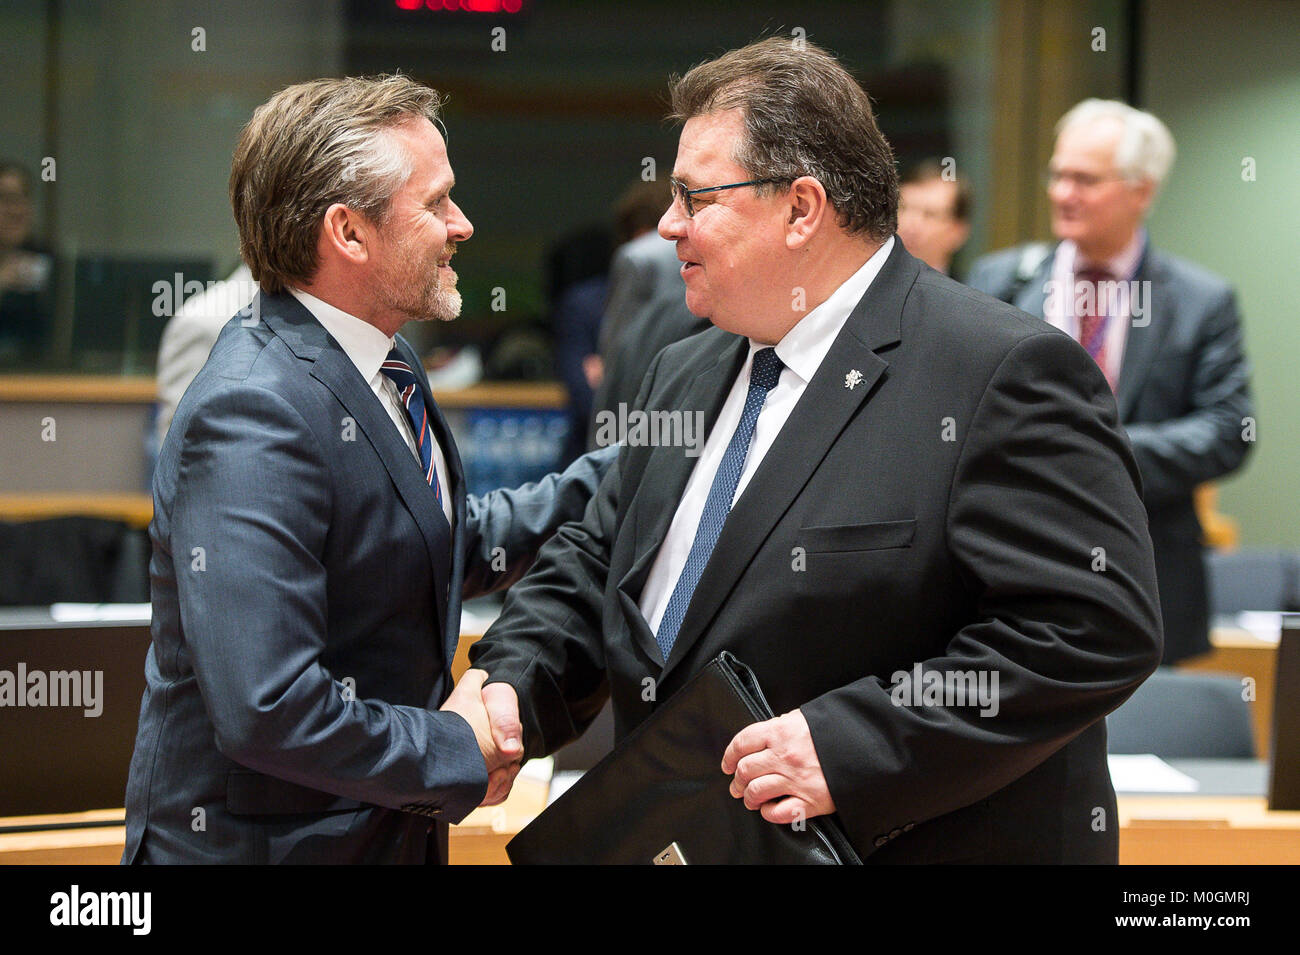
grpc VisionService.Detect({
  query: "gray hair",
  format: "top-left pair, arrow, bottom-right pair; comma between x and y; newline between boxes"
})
1056,99 -> 1177,189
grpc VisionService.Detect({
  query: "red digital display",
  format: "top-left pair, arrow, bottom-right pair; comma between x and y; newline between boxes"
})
394,0 -> 526,11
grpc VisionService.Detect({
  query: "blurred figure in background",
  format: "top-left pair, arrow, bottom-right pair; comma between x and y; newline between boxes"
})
588,180 -> 709,448
968,99 -> 1254,664
896,158 -> 971,277
154,262 -> 253,446
591,181 -> 684,375
0,161 -> 54,364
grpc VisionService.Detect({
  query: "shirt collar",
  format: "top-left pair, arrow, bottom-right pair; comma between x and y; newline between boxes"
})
288,287 -> 395,384
1060,227 -> 1147,280
760,235 -> 895,385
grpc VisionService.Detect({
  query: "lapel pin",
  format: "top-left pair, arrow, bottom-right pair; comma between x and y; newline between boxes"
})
844,369 -> 864,390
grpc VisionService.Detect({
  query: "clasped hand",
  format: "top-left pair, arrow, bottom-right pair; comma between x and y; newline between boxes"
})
722,709 -> 836,823
440,668 -> 524,806
442,675 -> 834,821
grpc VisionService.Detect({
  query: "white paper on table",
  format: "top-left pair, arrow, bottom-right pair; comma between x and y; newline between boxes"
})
1233,611 -> 1283,644
49,603 -> 152,622
1108,753 -> 1200,793
459,605 -> 500,637
547,770 -> 585,806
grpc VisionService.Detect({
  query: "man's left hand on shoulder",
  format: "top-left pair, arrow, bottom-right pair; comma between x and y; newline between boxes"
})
722,709 -> 836,823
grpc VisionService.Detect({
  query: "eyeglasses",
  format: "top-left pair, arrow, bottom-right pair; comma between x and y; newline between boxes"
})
1044,169 -> 1128,191
668,176 -> 787,217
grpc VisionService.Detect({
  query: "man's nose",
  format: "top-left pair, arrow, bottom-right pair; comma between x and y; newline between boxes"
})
659,200 -> 686,240
448,199 -> 473,242
1047,177 -> 1076,205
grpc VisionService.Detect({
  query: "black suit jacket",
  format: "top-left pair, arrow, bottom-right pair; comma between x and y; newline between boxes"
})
968,241 -> 1253,662
124,291 -> 612,863
472,242 -> 1163,863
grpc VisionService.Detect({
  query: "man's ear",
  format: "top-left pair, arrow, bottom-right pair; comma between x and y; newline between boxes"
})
1130,178 -> 1157,218
950,220 -> 972,253
320,202 -> 371,267
785,176 -> 828,250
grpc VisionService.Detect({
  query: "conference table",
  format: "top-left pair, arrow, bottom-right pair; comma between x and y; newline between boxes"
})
0,606 -> 1293,864
1116,759 -> 1300,864
5,757 -> 1299,865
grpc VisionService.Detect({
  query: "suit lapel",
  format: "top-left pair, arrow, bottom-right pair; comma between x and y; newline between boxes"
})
1116,247 -> 1171,421
615,339 -> 746,666
627,340 -> 747,571
1014,251 -> 1054,318
396,337 -> 464,667
260,295 -> 453,641
659,243 -> 915,682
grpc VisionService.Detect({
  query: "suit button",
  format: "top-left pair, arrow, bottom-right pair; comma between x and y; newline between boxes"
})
903,822 -> 915,832
874,835 -> 889,848
889,828 -> 902,840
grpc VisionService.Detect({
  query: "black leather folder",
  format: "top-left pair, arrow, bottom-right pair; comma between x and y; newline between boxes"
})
506,652 -> 862,864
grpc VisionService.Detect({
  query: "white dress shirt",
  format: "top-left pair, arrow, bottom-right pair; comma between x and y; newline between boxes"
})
1046,229 -> 1146,387
289,288 -> 453,529
639,236 -> 895,635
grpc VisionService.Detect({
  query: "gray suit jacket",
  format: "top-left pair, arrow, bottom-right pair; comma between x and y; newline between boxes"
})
124,290 -> 613,863
967,241 -> 1253,662
595,232 -> 684,359
473,242 -> 1162,863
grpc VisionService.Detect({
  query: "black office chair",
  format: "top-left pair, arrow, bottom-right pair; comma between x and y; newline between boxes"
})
0,516 -> 149,606
1106,667 -> 1255,758
1206,548 -> 1300,615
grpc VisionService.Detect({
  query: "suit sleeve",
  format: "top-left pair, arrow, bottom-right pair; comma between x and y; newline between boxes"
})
799,332 -> 1163,849
171,384 -> 488,822
467,351 -> 673,757
1123,285 -> 1254,507
468,452 -> 621,758
461,443 -> 618,598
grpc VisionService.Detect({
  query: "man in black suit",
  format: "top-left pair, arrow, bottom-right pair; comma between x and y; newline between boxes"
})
124,76 -> 610,863
968,99 -> 1254,664
469,39 -> 1162,863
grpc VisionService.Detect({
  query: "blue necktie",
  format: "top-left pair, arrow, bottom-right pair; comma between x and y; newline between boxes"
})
655,347 -> 784,660
380,349 -> 443,506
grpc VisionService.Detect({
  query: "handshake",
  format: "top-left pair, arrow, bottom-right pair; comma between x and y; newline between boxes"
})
440,669 -> 525,806
440,667 -> 838,822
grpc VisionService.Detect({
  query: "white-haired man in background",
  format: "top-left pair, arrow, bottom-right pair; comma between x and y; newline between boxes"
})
969,99 -> 1253,665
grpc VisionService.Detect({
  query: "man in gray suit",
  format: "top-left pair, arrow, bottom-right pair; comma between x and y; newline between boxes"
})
590,182 -> 710,439
123,75 -> 607,863
968,99 -> 1253,664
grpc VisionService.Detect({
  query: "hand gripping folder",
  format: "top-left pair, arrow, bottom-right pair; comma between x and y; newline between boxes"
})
506,652 -> 862,865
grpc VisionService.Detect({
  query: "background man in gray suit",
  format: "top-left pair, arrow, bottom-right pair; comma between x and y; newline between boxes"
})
968,99 -> 1253,664
124,75 -> 605,864
588,189 -> 709,449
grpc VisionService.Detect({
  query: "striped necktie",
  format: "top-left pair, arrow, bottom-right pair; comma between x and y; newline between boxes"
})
380,349 -> 443,506
654,347 -> 784,660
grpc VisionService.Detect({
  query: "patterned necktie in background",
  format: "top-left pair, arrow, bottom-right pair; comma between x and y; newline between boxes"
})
654,346 -> 784,660
1075,266 -> 1117,391
380,348 -> 443,506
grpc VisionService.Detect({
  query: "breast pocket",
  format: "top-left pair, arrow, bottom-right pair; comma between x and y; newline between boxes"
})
799,519 -> 916,554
